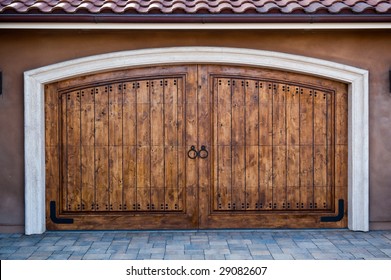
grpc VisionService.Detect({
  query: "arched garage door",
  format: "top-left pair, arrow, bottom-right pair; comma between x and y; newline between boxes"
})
45,65 -> 347,230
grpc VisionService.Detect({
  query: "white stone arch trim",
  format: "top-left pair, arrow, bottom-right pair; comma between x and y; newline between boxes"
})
24,47 -> 369,234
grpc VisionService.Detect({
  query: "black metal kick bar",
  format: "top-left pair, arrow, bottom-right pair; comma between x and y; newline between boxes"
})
321,199 -> 345,222
50,201 -> 74,224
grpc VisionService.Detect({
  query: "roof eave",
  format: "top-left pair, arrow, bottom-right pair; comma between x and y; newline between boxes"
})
1,14 -> 391,24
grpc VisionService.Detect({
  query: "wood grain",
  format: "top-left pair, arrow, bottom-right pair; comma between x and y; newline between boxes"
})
47,64 -> 347,230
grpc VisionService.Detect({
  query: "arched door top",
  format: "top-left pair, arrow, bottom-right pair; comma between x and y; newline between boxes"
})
24,47 -> 368,234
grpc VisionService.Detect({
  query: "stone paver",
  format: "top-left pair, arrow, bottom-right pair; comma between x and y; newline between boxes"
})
1,229 -> 391,260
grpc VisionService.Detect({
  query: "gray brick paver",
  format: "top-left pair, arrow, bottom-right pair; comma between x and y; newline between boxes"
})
380,249 -> 391,257
6,254 -> 31,260
272,253 -> 294,260
184,249 -> 204,255
191,254 -> 205,260
15,246 -> 38,253
36,245 -> 65,252
225,254 -> 253,260
204,248 -> 230,255
164,254 -> 192,260
2,229 -> 391,260
253,255 -> 273,260
0,246 -> 18,254
204,254 -> 225,260
110,253 -> 138,260
249,249 -> 272,256
48,253 -> 72,260
82,253 -> 112,260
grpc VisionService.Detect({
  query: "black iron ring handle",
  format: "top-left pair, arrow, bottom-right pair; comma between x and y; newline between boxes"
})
188,146 -> 198,159
199,145 -> 209,159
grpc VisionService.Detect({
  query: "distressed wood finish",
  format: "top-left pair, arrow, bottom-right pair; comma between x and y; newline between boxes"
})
200,65 -> 347,229
46,66 -> 198,230
46,64 -> 348,230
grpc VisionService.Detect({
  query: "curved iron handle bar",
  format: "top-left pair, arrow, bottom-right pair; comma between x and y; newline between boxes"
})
187,145 -> 198,159
199,145 -> 209,159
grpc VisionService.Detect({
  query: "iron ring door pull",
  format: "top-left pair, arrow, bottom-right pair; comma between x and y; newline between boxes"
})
198,145 -> 209,159
188,146 -> 198,159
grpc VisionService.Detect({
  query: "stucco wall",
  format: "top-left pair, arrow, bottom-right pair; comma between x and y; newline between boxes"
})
0,29 -> 390,232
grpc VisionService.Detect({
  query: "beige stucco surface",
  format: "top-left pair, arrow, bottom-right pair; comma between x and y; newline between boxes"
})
0,29 -> 390,231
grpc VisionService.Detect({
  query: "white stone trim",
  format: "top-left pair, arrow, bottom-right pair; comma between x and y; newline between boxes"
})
24,47 -> 369,234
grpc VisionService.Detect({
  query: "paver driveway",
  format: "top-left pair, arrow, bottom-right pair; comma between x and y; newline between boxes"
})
1,229 -> 391,260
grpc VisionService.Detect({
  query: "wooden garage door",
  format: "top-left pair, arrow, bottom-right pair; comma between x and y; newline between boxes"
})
45,65 -> 347,230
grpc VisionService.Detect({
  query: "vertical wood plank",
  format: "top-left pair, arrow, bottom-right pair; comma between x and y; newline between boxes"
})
164,79 -> 178,211
216,78 -> 232,210
66,90 -> 82,211
245,145 -> 259,211
314,145 -> 327,210
300,87 -> 314,146
109,146 -> 123,211
245,80 -> 259,146
217,146 -> 232,210
313,89 -> 327,146
273,146 -> 287,209
150,78 -> 165,211
177,146 -> 185,211
109,84 -> 123,146
231,79 -> 245,146
259,82 -> 273,146
272,83 -> 286,210
335,145 -> 348,188
60,92 -> 68,212
46,146 -> 59,207
335,88 -> 348,211
136,146 -> 151,211
217,78 -> 231,146
299,87 -> 314,210
245,80 -> 259,210
232,145 -> 246,210
212,77 -> 219,211
286,146 -> 300,210
165,145 -> 178,211
335,90 -> 348,145
136,80 -> 151,211
286,85 -> 300,146
45,84 -> 59,215
300,146 -> 314,209
272,83 -> 286,146
108,83 -> 123,211
45,85 -> 59,147
94,85 -> 109,211
80,87 -> 95,211
122,81 -> 137,211
123,146 -> 136,211
151,79 -> 164,146
137,80 -> 151,147
123,82 -> 137,147
177,78 -> 185,211
259,146 -> 273,210
185,67 -> 198,223
286,85 -> 300,210
231,79 -> 246,210
325,92 -> 334,210
258,82 -> 273,210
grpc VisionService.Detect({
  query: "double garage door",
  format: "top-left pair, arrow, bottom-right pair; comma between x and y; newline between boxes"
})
45,65 -> 348,230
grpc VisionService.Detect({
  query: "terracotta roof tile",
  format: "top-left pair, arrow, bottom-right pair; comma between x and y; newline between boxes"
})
352,2 -> 374,13
377,2 -> 391,12
0,0 -> 390,15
